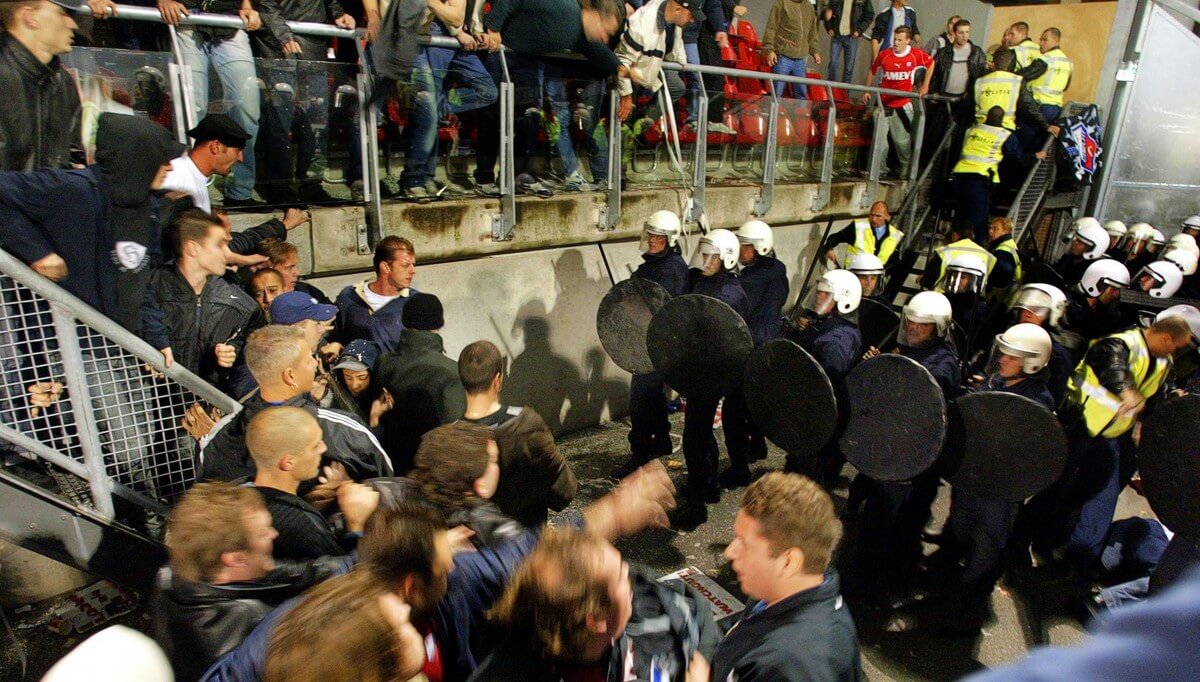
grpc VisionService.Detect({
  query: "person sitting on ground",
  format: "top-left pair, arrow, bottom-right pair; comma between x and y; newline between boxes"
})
473,526 -> 720,681
712,472 -> 863,681
263,569 -> 426,682
204,463 -> 678,681
375,292 -> 466,473
200,325 -> 393,484
334,235 -> 419,352
247,406 -> 381,560
150,481 -> 351,681
458,339 -> 576,526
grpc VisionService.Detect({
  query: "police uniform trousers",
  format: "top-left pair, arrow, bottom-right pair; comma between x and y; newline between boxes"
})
628,372 -> 673,462
944,489 -> 1019,609
952,172 -> 994,245
718,386 -> 757,475
856,477 -> 926,595
681,395 -> 722,503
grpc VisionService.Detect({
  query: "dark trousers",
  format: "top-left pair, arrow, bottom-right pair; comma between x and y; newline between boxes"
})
696,30 -> 727,124
945,489 -> 1018,606
628,372 -> 672,460
1066,432 -> 1124,573
1016,103 -> 1062,153
681,395 -> 721,503
259,39 -> 328,195
473,52 -> 505,185
719,387 -> 753,473
857,478 -> 919,591
785,440 -> 844,490
953,172 -> 994,244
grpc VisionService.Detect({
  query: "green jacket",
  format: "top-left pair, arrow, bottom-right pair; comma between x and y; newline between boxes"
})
763,0 -> 822,60
374,329 -> 467,473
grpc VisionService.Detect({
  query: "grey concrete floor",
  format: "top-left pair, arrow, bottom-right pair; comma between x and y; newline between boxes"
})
554,412 -> 1158,681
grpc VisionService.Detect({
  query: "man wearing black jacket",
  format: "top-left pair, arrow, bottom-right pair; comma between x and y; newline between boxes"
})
148,209 -> 264,395
151,481 -> 352,681
930,19 -> 985,160
821,0 -> 873,84
0,0 -> 81,171
715,473 -> 863,681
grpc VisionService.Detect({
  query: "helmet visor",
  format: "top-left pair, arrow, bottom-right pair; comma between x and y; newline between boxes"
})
942,270 -> 981,295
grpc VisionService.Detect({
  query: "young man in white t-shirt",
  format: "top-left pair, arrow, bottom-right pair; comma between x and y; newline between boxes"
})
334,235 -> 420,352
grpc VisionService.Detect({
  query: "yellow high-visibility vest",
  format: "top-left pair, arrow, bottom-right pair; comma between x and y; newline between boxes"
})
974,72 -> 1023,131
952,124 -> 1011,182
1029,48 -> 1073,107
1012,39 -> 1042,72
844,219 -> 905,267
936,238 -> 998,291
1066,328 -> 1170,438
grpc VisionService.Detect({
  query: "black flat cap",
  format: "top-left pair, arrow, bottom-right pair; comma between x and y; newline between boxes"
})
187,114 -> 251,149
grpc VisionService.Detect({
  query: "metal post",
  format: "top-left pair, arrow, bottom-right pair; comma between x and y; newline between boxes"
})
493,51 -> 516,241
602,87 -> 622,231
813,85 -> 836,212
355,72 -> 377,244
755,89 -> 780,217
166,25 -> 197,131
166,62 -> 188,144
48,307 -> 115,519
689,74 -> 709,225
862,94 -> 888,210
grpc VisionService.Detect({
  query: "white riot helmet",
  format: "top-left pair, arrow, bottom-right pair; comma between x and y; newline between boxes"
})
1168,233 -> 1199,253
1162,246 -> 1199,276
1150,228 -> 1167,249
640,210 -> 681,251
1156,304 -> 1200,345
1182,215 -> 1200,236
1134,261 -> 1183,298
690,228 -> 740,272
989,323 -> 1053,376
1123,222 -> 1156,254
736,220 -> 774,258
1079,259 -> 1131,298
848,253 -> 886,276
899,291 -> 953,346
815,269 -> 862,316
1011,283 -> 1068,328
940,252 -> 988,295
1103,220 -> 1127,242
1064,219 -> 1110,261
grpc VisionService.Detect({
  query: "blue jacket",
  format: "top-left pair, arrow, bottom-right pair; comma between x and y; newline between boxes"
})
738,255 -> 789,346
633,250 -> 690,297
898,341 -> 961,400
334,281 -> 418,353
982,373 -> 1055,410
1048,339 -> 1071,407
690,269 -> 752,322
796,314 -> 862,385
202,528 -> 541,682
683,0 -> 730,43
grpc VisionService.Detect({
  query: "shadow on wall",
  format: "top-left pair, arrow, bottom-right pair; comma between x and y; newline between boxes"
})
502,249 -> 631,435
786,224 -> 829,313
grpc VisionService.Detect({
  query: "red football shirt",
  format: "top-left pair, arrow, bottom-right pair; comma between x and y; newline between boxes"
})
871,46 -> 934,109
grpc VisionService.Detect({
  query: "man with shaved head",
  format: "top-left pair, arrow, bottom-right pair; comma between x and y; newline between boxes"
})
248,406 -> 380,560
822,201 -> 906,272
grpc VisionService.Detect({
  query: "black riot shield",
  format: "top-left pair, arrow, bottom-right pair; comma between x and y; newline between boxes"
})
596,277 -> 673,374
839,354 -> 947,481
742,339 -> 838,455
1139,394 -> 1200,538
646,294 -> 754,401
857,297 -> 901,351
942,392 -> 1068,502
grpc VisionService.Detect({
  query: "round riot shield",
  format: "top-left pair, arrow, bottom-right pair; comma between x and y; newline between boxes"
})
857,297 -> 901,351
742,339 -> 837,455
1139,394 -> 1200,538
647,294 -> 754,401
840,354 -> 946,481
942,392 -> 1068,502
597,277 -> 673,374
1022,261 -> 1067,289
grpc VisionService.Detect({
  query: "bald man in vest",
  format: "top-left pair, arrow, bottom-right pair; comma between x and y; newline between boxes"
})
822,201 -> 905,271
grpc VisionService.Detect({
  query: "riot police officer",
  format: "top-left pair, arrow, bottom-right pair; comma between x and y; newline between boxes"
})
1053,217 -> 1109,287
614,211 -> 691,478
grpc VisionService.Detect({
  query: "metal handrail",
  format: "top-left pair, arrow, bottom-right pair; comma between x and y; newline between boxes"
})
1007,134 -> 1057,240
893,120 -> 958,254
80,3 -> 360,39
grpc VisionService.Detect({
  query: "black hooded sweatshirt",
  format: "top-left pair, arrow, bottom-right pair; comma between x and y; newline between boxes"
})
92,113 -> 185,338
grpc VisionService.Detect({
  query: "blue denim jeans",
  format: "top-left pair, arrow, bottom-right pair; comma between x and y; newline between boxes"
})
542,62 -> 607,181
828,35 -> 859,84
684,42 -> 701,123
402,27 -> 498,188
176,28 -> 260,200
771,55 -> 807,98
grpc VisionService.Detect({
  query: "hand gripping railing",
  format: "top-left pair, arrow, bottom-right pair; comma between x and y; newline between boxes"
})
0,248 -> 241,519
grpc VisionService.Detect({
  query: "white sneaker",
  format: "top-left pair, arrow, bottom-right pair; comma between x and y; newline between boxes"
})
708,122 -> 737,135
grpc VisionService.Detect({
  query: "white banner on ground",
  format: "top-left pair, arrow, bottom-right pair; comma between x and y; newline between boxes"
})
659,566 -> 745,622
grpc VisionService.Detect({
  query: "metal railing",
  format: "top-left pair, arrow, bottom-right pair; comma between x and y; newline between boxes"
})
80,4 -> 956,241
0,249 -> 241,519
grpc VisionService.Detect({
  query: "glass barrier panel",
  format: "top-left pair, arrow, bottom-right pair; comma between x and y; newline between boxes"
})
623,72 -> 692,190
61,47 -> 179,162
774,95 -> 819,183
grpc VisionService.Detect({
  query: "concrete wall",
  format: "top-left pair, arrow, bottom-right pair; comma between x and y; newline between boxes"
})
985,2 -> 1119,103
308,220 -> 836,432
